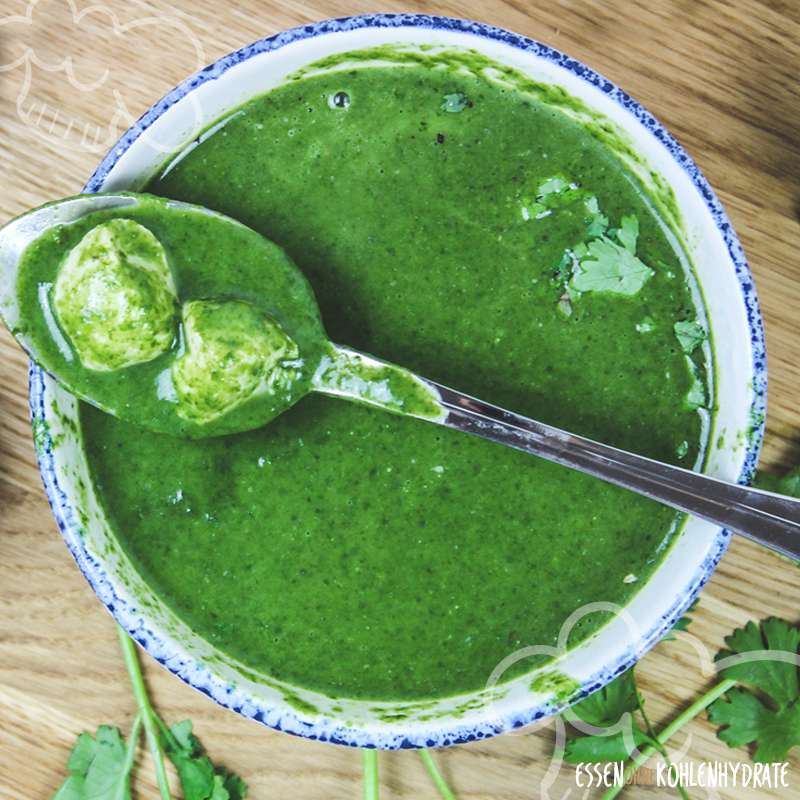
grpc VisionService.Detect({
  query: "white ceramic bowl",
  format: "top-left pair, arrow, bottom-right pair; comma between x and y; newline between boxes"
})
30,14 -> 766,748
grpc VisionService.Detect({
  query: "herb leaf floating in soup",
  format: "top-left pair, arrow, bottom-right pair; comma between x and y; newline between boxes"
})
686,359 -> 707,410
524,174 -> 609,239
569,213 -> 654,295
525,177 -> 654,300
674,319 -> 707,354
172,299 -> 301,424
441,92 -> 469,112
570,231 -> 654,295
53,218 -> 178,371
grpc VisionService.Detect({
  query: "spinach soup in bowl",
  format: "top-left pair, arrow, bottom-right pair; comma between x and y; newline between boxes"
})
32,17 -> 764,748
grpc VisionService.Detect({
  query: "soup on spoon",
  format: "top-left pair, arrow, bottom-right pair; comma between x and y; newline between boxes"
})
8,192 -> 440,439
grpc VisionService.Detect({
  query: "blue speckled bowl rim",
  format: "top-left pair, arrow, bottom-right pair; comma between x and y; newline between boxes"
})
28,13 -> 767,749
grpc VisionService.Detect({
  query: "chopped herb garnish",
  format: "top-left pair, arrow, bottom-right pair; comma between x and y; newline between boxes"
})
572,241 -> 588,260
584,195 -> 609,238
524,176 -> 608,240
570,236 -> 654,296
525,178 -> 656,299
551,251 -> 573,286
685,358 -> 706,410
537,175 -> 569,196
674,320 -> 706,354
616,215 -> 639,254
557,293 -> 573,318
441,93 -> 469,113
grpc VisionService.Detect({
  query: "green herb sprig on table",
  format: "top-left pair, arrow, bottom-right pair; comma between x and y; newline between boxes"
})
559,614 -> 800,799
362,743 -> 456,799
55,470 -> 800,798
754,466 -> 800,502
53,627 -> 457,800
53,627 -> 246,800
708,618 -> 800,762
557,466 -> 800,798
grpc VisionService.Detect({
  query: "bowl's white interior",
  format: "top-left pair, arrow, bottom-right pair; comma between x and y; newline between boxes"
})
35,22 -> 758,748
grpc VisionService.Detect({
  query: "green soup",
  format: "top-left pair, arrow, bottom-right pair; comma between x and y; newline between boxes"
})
77,51 -> 710,701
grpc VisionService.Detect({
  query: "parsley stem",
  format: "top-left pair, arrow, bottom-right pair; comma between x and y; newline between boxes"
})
419,750 -> 457,799
124,713 -> 143,776
636,692 -> 688,800
117,625 -> 173,800
602,678 -> 737,800
362,749 -> 379,800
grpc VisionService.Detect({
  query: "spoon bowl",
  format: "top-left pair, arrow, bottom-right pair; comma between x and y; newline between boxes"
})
1,194 -> 138,344
1,192 -> 330,437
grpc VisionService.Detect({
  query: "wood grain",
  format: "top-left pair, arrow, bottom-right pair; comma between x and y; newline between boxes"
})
1,1 -> 799,798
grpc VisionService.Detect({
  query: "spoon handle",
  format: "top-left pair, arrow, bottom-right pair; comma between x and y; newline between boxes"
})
428,380 -> 800,559
318,345 -> 799,559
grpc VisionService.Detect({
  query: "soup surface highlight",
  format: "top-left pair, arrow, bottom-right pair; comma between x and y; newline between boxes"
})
79,51 -> 710,701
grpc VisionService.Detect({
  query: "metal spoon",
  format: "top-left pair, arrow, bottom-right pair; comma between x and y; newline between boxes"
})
2,194 -> 799,559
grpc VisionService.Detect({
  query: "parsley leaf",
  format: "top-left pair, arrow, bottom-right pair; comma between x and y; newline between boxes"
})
685,358 -> 706,410
528,178 -> 658,301
572,670 -> 639,728
53,631 -> 248,800
565,728 -> 652,763
664,598 -> 699,641
525,176 -> 608,239
616,215 -> 639,254
563,671 -> 655,763
53,723 -> 139,800
537,175 -> 569,197
709,689 -> 800,763
583,195 -> 609,238
441,93 -> 468,113
673,606 -> 696,633
717,618 -> 800,707
674,320 -> 706,354
754,467 -> 800,498
708,618 -> 800,762
162,720 -> 246,800
570,236 -> 654,295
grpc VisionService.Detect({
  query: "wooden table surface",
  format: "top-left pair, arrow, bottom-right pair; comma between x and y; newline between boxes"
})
1,1 -> 799,798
